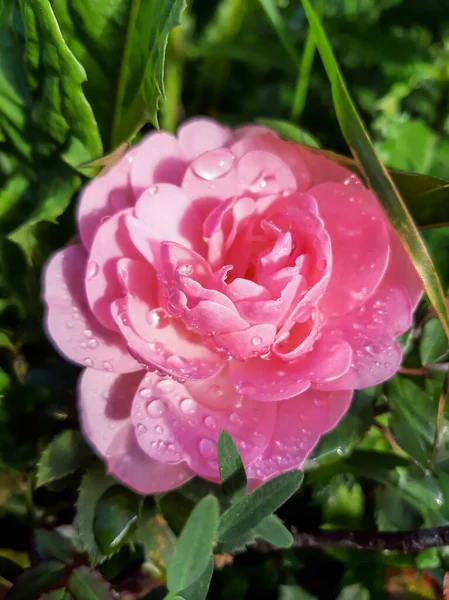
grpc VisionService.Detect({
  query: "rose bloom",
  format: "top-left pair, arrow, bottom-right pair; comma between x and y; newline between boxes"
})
43,119 -> 421,493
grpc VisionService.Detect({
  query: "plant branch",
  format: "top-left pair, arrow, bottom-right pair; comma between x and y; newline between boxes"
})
257,525 -> 449,553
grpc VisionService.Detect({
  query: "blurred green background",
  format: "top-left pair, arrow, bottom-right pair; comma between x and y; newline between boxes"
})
2,0 -> 449,598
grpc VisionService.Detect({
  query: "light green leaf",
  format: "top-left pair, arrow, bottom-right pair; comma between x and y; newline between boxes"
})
20,0 -> 102,169
420,318 -> 449,364
217,430 -> 247,502
336,584 -> 370,600
36,430 -> 89,487
253,515 -> 293,548
173,556 -> 214,600
110,0 -> 187,146
300,0 -> 449,340
93,485 -> 142,556
133,502 -> 176,576
279,584 -> 318,600
74,465 -> 115,565
257,118 -> 320,148
167,495 -> 219,593
68,567 -> 111,600
218,470 -> 303,543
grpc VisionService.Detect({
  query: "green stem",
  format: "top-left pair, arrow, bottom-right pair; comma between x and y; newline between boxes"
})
161,26 -> 183,134
291,0 -> 323,121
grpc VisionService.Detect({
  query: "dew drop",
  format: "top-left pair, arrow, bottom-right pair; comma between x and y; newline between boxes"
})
147,308 -> 170,329
205,416 -> 216,429
88,338 -> 98,349
147,399 -> 166,417
102,361 -> 113,372
180,398 -> 196,415
191,149 -> 235,181
83,329 -> 93,338
84,358 -> 94,367
140,388 -> 152,398
86,261 -> 99,280
148,184 -> 159,196
236,381 -> 256,396
155,425 -> 163,434
229,413 -> 241,425
199,438 -> 217,459
210,384 -> 223,397
66,321 -> 74,329
251,335 -> 263,346
156,379 -> 175,393
137,423 -> 147,434
178,263 -> 193,277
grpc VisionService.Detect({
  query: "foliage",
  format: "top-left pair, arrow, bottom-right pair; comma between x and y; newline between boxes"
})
2,0 -> 449,598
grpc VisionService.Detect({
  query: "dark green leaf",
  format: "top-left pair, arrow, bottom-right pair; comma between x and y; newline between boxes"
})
133,502 -> 176,576
257,118 -> 320,148
36,430 -> 89,487
167,495 -> 219,593
253,515 -> 293,548
336,585 -> 369,600
420,318 -> 449,364
300,0 -> 449,339
20,0 -> 103,168
279,585 -> 318,600
257,0 -> 300,66
174,556 -> 214,600
8,561 -> 66,600
93,485 -> 141,556
35,529 -> 75,564
39,588 -> 71,600
68,567 -> 111,600
218,470 -> 303,543
217,430 -> 247,502
74,465 -> 115,564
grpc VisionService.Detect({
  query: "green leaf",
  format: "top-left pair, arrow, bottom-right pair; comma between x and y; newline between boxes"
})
420,318 -> 449,364
336,584 -> 370,600
40,588 -> 71,600
68,567 -> 111,600
8,561 -> 66,600
133,502 -> 176,576
257,0 -> 300,66
0,331 -> 13,350
305,388 -> 376,468
387,377 -> 439,466
35,529 -> 75,564
217,430 -> 247,502
253,515 -> 293,548
110,0 -> 187,146
218,470 -> 303,543
300,0 -> 449,340
167,495 -> 219,594
74,465 -> 115,565
279,584 -> 318,600
257,118 -> 320,148
20,0 -> 103,168
93,485 -> 142,556
173,556 -> 214,600
36,430 -> 89,487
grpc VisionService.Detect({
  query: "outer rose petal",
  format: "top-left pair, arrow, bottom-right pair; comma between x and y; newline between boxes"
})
130,131 -> 187,196
131,372 -> 276,479
177,117 -> 232,160
106,424 -> 194,494
297,146 -> 356,187
77,150 -> 135,250
42,245 -> 139,373
387,231 -> 422,310
86,209 -> 141,330
317,276 -> 413,390
311,182 -> 390,318
79,369 -> 143,455
247,389 -> 352,482
229,337 -> 352,401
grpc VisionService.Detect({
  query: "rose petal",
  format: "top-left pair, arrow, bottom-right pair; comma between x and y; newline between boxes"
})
106,424 -> 194,494
42,245 -> 140,372
177,117 -> 232,160
131,372 -> 275,479
387,231 -> 422,310
312,182 -> 390,318
130,132 -> 187,196
86,209 -> 141,330
77,150 -> 135,250
211,323 -> 277,360
297,146 -> 356,187
79,369 -> 143,455
246,388 -> 337,482
111,300 -> 225,381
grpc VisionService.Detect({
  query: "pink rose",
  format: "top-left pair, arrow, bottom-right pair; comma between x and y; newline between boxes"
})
42,118 -> 421,493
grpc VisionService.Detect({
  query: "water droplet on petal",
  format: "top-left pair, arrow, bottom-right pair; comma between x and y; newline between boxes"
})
147,308 -> 170,329
191,149 -> 235,181
236,381 -> 256,396
156,379 -> 175,393
199,438 -> 217,459
88,338 -> 98,349
83,329 -> 93,338
205,416 -> 216,429
147,399 -> 166,417
178,263 -> 193,276
229,413 -> 241,425
86,261 -> 99,280
251,335 -> 263,346
155,425 -> 163,434
140,388 -> 152,398
148,184 -> 159,196
210,384 -> 223,397
102,361 -> 113,372
66,321 -> 74,329
180,398 -> 196,415
84,358 -> 94,367
137,423 -> 147,434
